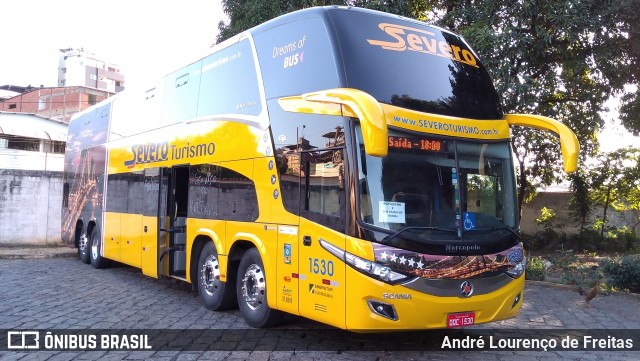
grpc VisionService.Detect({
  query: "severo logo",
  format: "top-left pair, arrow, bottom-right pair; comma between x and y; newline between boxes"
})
367,23 -> 479,68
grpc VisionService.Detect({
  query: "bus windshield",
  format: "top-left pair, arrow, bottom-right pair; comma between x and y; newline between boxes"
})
356,126 -> 518,245
329,9 -> 503,120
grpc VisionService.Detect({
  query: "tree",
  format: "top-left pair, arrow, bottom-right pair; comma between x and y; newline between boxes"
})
350,0 -> 427,20
424,0 -> 639,214
610,0 -> 640,136
589,147 -> 640,240
568,170 -> 593,234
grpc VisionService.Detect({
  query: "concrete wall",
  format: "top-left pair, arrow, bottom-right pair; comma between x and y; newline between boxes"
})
520,191 -> 639,236
0,169 -> 63,245
0,149 -> 64,172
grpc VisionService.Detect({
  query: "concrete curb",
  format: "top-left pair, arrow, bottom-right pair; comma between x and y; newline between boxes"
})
0,246 -> 76,260
527,279 -> 640,301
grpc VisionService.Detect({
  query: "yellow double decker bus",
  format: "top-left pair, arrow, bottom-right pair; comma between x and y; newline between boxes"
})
62,6 -> 579,331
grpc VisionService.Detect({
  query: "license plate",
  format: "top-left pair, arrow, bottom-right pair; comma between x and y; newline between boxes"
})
447,312 -> 475,328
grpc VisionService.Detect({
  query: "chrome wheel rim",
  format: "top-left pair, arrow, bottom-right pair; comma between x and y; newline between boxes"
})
201,255 -> 221,296
79,235 -> 88,255
91,236 -> 98,260
241,264 -> 265,311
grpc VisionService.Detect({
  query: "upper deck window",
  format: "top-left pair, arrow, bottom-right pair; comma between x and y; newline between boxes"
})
253,17 -> 339,100
328,10 -> 503,120
198,39 -> 262,117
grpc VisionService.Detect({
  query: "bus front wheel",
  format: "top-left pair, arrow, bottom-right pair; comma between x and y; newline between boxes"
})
237,248 -> 282,328
197,242 -> 236,311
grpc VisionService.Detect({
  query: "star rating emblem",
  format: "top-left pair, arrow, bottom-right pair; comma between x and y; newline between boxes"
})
416,259 -> 424,269
389,253 -> 398,262
408,258 -> 415,267
380,251 -> 388,261
399,255 -> 406,265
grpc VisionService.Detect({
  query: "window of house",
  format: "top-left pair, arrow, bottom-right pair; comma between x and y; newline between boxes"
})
7,136 -> 40,152
52,141 -> 66,154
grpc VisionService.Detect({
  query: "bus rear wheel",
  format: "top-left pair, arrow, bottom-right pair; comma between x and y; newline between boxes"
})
197,242 -> 236,311
89,227 -> 110,269
78,233 -> 90,264
236,248 -> 282,328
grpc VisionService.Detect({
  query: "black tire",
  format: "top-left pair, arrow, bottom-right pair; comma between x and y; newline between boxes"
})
89,227 -> 110,269
197,242 -> 237,311
78,233 -> 90,264
236,248 -> 283,328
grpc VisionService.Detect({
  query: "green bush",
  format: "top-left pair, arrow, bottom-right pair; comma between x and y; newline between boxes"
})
562,264 -> 604,288
536,207 -> 558,233
550,247 -> 578,270
599,254 -> 640,293
605,227 -> 639,252
526,256 -> 545,281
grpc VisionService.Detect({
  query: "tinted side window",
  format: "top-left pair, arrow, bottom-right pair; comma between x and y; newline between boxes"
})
270,99 -> 346,219
162,60 -> 203,124
127,171 -> 144,214
68,103 -> 110,149
269,99 -> 345,154
300,149 -> 345,232
188,164 -> 220,219
106,173 -> 129,213
110,83 -> 165,140
198,39 -> 262,117
276,152 -> 301,216
63,182 -> 70,208
218,164 -> 259,222
143,168 -> 160,216
253,17 -> 340,99
105,172 -> 144,214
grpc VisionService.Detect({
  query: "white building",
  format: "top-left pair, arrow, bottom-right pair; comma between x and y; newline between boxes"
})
0,112 -> 67,171
58,48 -> 125,93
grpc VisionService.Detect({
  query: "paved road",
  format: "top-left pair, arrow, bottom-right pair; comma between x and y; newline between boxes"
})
0,257 -> 638,360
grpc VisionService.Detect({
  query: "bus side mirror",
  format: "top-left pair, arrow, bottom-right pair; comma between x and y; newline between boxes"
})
505,114 -> 580,173
279,88 -> 388,157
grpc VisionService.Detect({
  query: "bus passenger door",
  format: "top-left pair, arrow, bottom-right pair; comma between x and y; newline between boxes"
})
158,166 -> 189,279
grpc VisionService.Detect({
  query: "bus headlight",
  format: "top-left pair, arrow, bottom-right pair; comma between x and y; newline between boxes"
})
320,239 -> 414,285
506,257 -> 525,279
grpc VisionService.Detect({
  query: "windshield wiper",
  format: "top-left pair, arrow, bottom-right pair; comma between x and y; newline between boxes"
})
467,226 -> 521,240
382,226 -> 457,243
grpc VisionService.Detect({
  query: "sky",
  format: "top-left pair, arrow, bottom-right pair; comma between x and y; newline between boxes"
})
0,0 -> 636,152
1,0 -> 225,89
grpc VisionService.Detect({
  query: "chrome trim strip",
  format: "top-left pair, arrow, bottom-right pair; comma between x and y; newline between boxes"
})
402,273 -> 513,297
